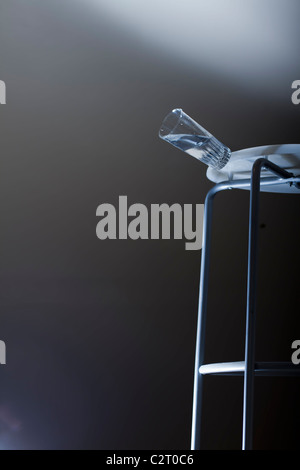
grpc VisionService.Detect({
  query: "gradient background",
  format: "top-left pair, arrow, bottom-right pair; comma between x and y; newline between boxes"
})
0,0 -> 299,450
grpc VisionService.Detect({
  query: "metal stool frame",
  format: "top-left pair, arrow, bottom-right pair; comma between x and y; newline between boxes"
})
191,158 -> 300,450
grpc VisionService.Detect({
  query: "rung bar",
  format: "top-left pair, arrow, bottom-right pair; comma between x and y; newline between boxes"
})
200,361 -> 300,377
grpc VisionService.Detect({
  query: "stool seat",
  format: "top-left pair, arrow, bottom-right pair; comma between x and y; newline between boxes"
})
206,144 -> 300,194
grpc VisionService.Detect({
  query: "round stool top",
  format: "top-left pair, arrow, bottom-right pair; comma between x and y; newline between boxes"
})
206,144 -> 300,193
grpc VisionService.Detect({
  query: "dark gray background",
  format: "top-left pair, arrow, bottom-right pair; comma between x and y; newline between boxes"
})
0,0 -> 299,450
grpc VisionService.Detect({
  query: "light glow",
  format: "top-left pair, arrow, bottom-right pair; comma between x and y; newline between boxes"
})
90,0 -> 299,98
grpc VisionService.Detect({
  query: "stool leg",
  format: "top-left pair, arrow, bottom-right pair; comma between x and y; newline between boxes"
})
191,187 -> 217,450
242,158 -> 293,450
191,180 -> 251,450
242,162 -> 261,450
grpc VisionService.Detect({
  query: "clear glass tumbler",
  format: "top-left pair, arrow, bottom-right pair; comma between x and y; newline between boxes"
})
159,108 -> 231,170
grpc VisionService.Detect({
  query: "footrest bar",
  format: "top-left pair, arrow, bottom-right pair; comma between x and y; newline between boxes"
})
199,361 -> 300,376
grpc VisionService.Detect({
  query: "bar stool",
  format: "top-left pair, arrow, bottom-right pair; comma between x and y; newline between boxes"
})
191,145 -> 300,450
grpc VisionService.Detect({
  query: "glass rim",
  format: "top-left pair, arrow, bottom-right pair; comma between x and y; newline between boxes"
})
159,108 -> 183,138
